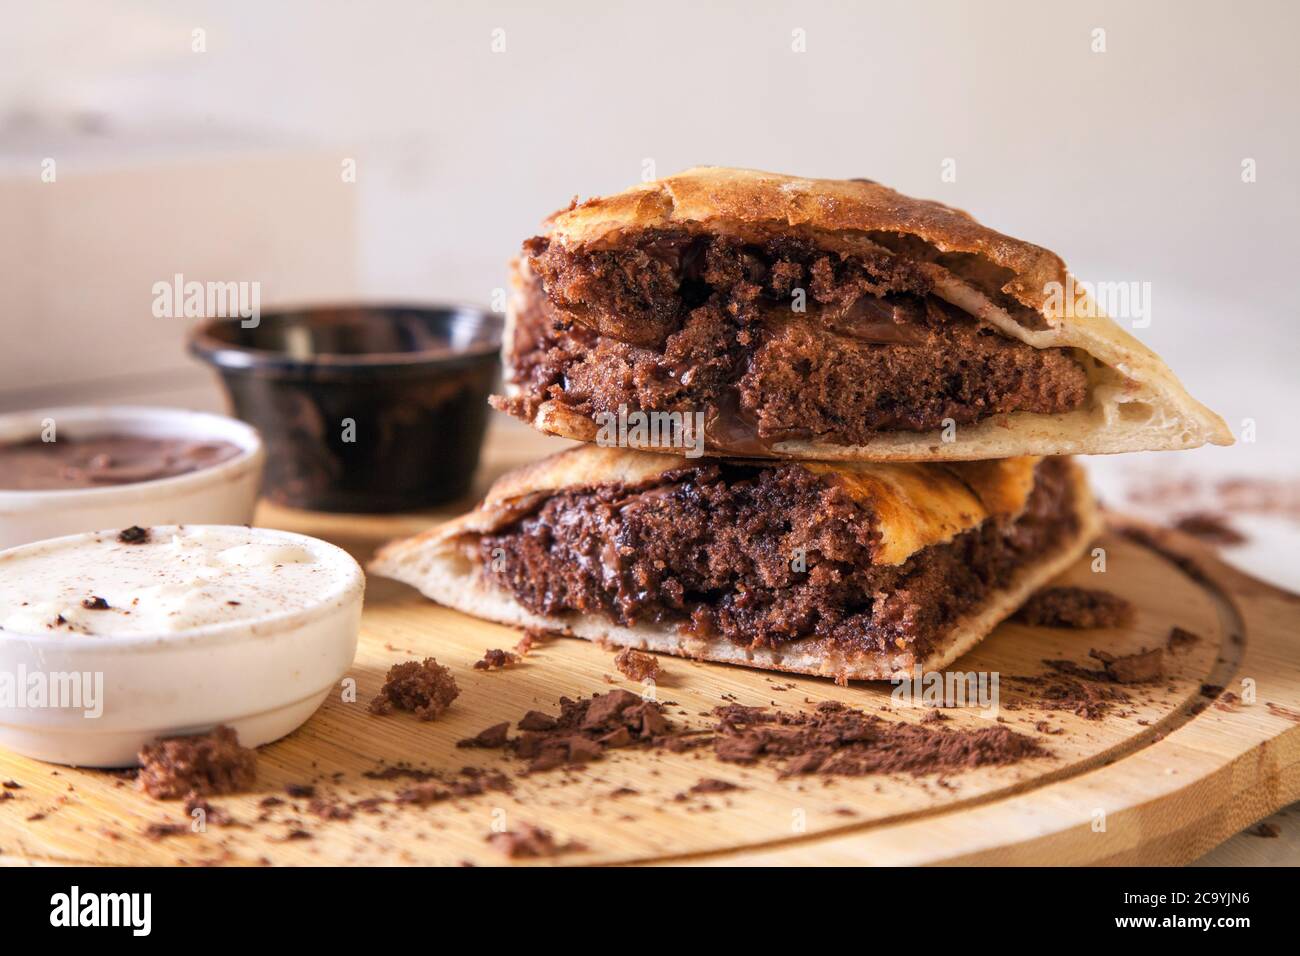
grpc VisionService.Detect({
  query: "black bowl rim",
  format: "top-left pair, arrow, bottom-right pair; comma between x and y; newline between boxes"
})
187,301 -> 503,374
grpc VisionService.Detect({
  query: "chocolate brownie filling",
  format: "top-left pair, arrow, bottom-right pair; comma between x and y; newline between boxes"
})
499,231 -> 1089,448
480,458 -> 1078,660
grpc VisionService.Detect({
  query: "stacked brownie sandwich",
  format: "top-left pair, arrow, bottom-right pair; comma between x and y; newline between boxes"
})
374,168 -> 1231,680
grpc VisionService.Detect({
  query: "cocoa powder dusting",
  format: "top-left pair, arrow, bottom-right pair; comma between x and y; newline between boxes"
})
709,701 -> 1048,777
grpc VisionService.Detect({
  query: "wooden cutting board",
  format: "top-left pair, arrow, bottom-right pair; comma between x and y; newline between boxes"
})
2,423 -> 1297,867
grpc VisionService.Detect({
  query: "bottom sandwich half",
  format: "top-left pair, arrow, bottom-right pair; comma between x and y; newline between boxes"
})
370,446 -> 1101,681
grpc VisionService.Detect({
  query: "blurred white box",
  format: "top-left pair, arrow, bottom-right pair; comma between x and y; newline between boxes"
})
0,131 -> 359,411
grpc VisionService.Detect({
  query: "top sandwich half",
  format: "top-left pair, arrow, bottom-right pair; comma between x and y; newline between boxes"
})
493,167 -> 1232,461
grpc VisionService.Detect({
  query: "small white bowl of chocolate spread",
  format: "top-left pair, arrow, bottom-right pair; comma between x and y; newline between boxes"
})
0,406 -> 264,550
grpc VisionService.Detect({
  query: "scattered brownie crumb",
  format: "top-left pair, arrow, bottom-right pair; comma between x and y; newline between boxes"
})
285,783 -> 316,799
1266,702 -> 1300,722
473,648 -> 519,671
457,722 -> 511,749
369,657 -> 460,720
361,764 -> 438,783
1214,691 -> 1241,712
137,725 -> 257,799
514,626 -> 563,658
1248,821 -> 1280,838
710,700 -> 1048,777
920,709 -> 949,724
517,710 -> 558,732
1014,586 -> 1134,629
117,525 -> 151,545
689,778 -> 740,794
1167,626 -> 1201,651
613,647 -> 661,682
81,596 -> 110,610
143,821 -> 190,840
1089,647 -> 1164,684
2,780 -> 21,790
183,795 -> 236,826
487,823 -> 584,859
1173,511 -> 1247,546
308,797 -> 355,821
508,689 -> 675,773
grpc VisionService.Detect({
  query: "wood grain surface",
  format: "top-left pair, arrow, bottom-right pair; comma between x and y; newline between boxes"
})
1,424 -> 1297,866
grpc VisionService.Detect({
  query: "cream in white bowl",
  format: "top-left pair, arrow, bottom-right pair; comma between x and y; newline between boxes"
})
0,525 -> 364,767
0,406 -> 264,551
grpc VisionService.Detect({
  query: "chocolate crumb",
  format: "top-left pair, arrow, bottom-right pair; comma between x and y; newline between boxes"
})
514,626 -> 557,657
117,525 -> 151,544
1015,586 -> 1134,629
711,700 -> 1048,777
509,690 -> 675,773
1248,821 -> 1281,838
137,725 -> 257,799
395,783 -> 451,806
1266,702 -> 1300,722
81,596 -> 110,610
285,783 -> 316,798
1167,626 -> 1201,651
613,647 -> 661,682
183,795 -> 235,826
473,648 -> 520,671
1089,647 -> 1164,684
2,780 -> 21,790
486,823 -> 583,859
689,778 -> 740,794
457,722 -> 511,749
517,710 -> 558,732
143,821 -> 190,840
1174,511 -> 1247,546
369,657 -> 460,720
308,797 -> 355,821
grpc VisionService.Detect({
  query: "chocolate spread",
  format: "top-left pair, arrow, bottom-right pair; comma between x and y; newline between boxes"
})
0,434 -> 242,491
496,231 -> 1088,448
480,458 -> 1078,658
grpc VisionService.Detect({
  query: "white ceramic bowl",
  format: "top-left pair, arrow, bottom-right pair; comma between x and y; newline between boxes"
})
0,406 -> 264,552
0,525 -> 364,767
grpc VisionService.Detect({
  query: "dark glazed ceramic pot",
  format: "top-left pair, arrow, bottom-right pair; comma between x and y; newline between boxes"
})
189,304 -> 501,513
